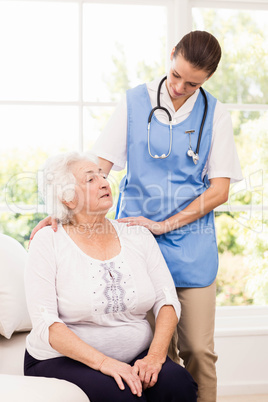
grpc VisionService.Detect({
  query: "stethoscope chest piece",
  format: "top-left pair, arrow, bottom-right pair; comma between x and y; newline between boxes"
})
185,129 -> 199,165
187,149 -> 199,165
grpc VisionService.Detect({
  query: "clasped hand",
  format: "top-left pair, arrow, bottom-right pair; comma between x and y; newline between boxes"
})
133,355 -> 163,390
99,355 -> 163,397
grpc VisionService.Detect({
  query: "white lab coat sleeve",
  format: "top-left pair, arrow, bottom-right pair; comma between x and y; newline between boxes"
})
142,229 -> 181,321
92,95 -> 128,171
25,228 -> 64,353
206,101 -> 243,183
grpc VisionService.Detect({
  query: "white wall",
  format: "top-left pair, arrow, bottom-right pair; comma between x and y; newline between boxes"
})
215,306 -> 268,395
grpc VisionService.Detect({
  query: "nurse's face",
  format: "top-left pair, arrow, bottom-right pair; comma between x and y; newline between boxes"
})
166,50 -> 210,105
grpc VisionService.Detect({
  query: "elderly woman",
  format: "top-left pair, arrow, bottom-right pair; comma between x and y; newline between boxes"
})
24,151 -> 197,402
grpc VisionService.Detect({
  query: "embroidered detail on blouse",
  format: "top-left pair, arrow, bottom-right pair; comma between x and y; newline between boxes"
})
101,261 -> 127,313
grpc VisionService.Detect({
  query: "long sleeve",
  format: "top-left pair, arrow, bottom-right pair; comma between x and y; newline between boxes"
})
92,96 -> 128,171
206,102 -> 243,183
25,227 -> 64,359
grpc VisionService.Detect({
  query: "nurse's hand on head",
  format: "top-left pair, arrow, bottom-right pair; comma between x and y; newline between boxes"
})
29,216 -> 58,245
117,216 -> 166,236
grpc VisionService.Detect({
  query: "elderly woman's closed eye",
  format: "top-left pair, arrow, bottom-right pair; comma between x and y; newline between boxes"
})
24,151 -> 197,402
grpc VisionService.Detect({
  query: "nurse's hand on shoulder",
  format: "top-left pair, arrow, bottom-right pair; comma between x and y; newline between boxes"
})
29,216 -> 58,244
117,216 -> 165,235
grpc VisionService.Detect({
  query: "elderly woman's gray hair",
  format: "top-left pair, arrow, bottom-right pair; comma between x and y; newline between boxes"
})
40,151 -> 98,224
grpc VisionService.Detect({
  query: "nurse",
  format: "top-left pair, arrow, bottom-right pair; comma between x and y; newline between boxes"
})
93,31 -> 243,402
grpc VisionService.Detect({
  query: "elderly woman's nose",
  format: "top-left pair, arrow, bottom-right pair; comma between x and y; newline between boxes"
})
98,175 -> 108,186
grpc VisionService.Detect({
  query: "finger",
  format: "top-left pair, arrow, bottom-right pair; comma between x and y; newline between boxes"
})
51,218 -> 58,232
143,372 -> 152,390
125,377 -> 142,397
29,222 -> 42,240
135,378 -> 143,397
138,367 -> 146,383
30,216 -> 52,240
121,221 -> 139,227
132,375 -> 143,397
118,220 -> 135,225
113,374 -> 125,391
116,218 -> 130,222
148,372 -> 158,388
117,217 -> 138,222
132,365 -> 139,376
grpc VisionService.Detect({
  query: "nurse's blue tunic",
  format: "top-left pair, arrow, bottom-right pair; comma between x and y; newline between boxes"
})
116,84 -> 218,288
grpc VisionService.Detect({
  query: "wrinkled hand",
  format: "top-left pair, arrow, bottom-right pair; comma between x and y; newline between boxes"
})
117,216 -> 165,235
29,216 -> 58,244
99,357 -> 143,397
133,355 -> 163,390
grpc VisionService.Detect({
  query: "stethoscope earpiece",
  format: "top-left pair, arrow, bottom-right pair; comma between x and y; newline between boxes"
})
154,154 -> 167,158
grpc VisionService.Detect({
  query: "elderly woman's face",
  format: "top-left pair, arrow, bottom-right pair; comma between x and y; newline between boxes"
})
69,160 -> 113,215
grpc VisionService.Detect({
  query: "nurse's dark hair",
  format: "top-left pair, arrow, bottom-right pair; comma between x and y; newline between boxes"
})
173,30 -> 221,77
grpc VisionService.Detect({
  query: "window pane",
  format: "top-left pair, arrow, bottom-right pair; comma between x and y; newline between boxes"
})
83,4 -> 167,101
0,105 -> 79,153
0,106 -> 79,210
192,8 -> 268,104
83,106 -> 115,150
216,213 -> 268,306
0,1 -> 79,101
0,212 -> 47,249
229,110 -> 268,208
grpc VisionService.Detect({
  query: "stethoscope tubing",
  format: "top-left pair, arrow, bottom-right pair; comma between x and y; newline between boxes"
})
147,76 -> 208,162
196,87 -> 208,156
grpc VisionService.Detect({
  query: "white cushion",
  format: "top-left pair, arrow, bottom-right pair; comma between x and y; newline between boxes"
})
0,234 -> 32,339
0,332 -> 28,375
0,374 -> 89,402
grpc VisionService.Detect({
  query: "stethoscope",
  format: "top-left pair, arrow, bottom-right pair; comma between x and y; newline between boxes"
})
147,76 -> 208,164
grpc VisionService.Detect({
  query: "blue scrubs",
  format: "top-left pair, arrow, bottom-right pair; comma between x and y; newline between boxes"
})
116,84 -> 218,288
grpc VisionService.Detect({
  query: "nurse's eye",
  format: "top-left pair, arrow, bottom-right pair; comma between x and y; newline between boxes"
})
189,83 -> 197,87
172,72 -> 180,79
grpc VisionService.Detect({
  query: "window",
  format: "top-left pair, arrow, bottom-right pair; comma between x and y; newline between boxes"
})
1,0 -> 267,306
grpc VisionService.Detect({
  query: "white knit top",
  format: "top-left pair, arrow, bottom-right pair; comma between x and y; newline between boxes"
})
25,220 -> 181,363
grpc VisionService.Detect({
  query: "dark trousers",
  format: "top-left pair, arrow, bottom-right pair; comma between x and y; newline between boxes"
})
24,349 -> 197,402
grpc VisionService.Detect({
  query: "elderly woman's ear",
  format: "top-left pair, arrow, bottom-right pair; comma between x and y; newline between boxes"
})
62,198 -> 77,210
61,185 -> 86,213
61,186 -> 79,210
